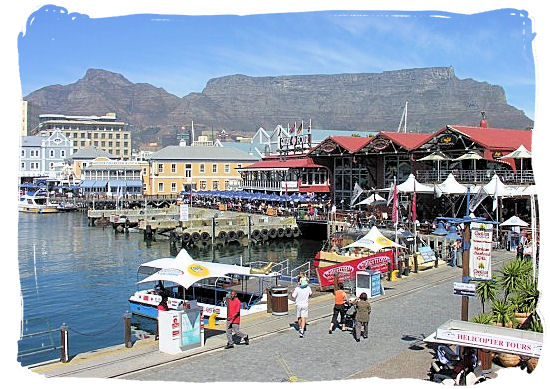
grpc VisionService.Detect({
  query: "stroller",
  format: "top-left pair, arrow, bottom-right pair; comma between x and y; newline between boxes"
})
342,301 -> 356,331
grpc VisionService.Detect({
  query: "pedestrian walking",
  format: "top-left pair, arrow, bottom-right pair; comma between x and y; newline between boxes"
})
353,293 -> 371,342
225,290 -> 249,349
329,283 -> 348,334
291,277 -> 312,338
516,242 -> 524,260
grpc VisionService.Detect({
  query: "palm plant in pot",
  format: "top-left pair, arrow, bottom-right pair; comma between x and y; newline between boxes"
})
475,280 -> 497,313
497,258 -> 531,302
491,299 -> 516,327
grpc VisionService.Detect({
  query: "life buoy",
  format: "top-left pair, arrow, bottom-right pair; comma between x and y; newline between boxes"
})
268,228 -> 277,239
261,229 -> 269,238
228,230 -> 237,240
292,227 -> 300,237
285,227 -> 293,238
252,230 -> 261,239
277,228 -> 285,238
182,232 -> 191,242
237,230 -> 245,239
201,231 -> 210,241
218,230 -> 227,240
191,232 -> 201,242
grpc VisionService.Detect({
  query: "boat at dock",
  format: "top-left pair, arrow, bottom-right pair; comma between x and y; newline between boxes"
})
18,189 -> 59,213
129,249 -> 280,319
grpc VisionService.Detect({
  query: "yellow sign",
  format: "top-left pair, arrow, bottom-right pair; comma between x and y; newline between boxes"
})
376,236 -> 392,246
188,263 -> 210,277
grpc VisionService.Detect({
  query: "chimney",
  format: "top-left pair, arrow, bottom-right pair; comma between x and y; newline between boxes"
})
480,111 -> 488,128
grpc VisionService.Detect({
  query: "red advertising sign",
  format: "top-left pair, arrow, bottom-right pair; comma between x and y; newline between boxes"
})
316,251 -> 394,287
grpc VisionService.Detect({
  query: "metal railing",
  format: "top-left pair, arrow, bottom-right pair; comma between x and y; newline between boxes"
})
415,169 -> 535,184
289,261 -> 311,284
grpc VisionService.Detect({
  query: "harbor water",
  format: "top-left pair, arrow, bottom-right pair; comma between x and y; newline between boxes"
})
17,212 -> 322,366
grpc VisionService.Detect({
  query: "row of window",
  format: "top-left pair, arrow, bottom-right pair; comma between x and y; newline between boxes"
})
157,163 -> 241,174
72,148 -> 129,155
156,180 -> 232,192
69,132 -> 128,139
21,162 -> 57,170
21,149 -> 66,158
73,140 -> 129,147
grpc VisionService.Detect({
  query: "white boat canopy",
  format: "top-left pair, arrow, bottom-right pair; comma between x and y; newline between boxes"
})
344,226 -> 404,251
137,249 -> 279,289
500,215 -> 529,227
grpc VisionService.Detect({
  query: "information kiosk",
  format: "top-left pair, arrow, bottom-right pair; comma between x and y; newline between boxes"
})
158,305 -> 204,354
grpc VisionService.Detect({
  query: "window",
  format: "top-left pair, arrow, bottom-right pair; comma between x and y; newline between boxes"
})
212,164 -> 218,173
171,164 -> 177,173
101,133 -> 105,139
81,133 -> 86,138
158,163 -> 164,173
158,182 -> 164,192
73,132 -> 78,138
224,164 -> 230,173
143,183 -> 147,192
21,150 -> 25,157
200,164 -> 205,173
212,181 -> 219,190
73,140 -> 78,146
142,168 -> 147,175
185,164 -> 192,178
94,141 -> 99,146
116,133 -> 120,139
81,141 -> 86,146
124,134 -> 129,139
224,180 -> 230,189
50,150 -> 55,157
108,141 -> 113,147
61,150 -> 65,157
49,162 -> 54,169
101,141 -> 106,147
108,133 -> 113,139
94,133 -> 98,139
124,142 -> 128,147
21,162 -> 25,169
237,164 -> 242,169
200,180 -> 207,190
124,150 -> 128,155
171,182 -> 177,192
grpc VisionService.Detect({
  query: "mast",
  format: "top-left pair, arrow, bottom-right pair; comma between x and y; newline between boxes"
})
397,101 -> 408,133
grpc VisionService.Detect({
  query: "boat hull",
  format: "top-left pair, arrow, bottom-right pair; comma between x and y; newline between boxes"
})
18,205 -> 59,213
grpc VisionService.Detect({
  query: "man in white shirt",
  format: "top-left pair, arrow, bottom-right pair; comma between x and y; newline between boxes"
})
291,278 -> 313,338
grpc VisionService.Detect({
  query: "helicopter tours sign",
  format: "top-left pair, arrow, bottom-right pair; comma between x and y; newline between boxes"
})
469,222 -> 493,280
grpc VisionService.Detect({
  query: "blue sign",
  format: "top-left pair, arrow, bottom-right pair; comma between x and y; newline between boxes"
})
418,246 -> 437,263
370,271 -> 382,297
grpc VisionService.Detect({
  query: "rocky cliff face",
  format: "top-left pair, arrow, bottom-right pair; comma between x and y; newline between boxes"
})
24,67 -> 533,144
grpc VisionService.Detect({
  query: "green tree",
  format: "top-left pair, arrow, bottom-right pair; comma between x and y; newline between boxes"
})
475,280 -> 498,313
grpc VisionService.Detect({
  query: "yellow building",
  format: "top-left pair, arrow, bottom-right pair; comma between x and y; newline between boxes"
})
143,145 -> 258,195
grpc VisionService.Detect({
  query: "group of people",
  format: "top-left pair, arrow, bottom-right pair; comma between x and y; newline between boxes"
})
291,273 -> 372,342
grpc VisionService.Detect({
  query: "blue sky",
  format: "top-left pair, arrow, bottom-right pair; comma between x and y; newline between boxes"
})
18,6 -> 536,119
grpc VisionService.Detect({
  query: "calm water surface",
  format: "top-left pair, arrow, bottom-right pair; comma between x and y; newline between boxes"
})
17,212 -> 322,366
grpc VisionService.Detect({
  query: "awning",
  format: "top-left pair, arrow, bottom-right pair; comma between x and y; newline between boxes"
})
125,180 -> 143,187
92,180 -> 107,188
80,180 -> 96,188
108,180 -> 127,187
424,319 -> 542,358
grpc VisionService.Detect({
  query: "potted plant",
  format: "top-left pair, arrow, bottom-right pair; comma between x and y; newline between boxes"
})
491,299 -> 516,328
497,259 -> 531,302
472,312 -> 494,325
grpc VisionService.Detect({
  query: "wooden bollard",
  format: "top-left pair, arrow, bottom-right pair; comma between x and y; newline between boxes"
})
124,312 -> 132,348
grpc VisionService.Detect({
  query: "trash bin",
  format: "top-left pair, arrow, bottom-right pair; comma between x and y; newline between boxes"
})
271,286 -> 288,316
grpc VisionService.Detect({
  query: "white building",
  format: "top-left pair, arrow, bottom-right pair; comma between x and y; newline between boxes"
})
20,130 -> 71,180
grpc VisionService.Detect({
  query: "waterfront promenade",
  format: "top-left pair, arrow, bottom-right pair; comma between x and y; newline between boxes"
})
28,250 -> 515,382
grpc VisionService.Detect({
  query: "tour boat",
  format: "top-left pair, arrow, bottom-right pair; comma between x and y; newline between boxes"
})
129,249 -> 280,319
18,190 -> 59,213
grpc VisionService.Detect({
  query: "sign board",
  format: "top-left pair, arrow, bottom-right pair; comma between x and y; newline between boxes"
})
179,204 -> 189,222
418,246 -> 437,264
356,271 -> 383,299
453,282 -> 476,297
279,133 -> 312,152
435,328 -> 542,358
469,222 -> 493,280
316,250 -> 394,287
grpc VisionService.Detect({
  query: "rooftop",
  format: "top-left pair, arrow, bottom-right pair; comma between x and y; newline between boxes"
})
148,145 -> 260,161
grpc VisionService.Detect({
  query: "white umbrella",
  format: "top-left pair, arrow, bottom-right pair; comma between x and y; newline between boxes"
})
499,145 -> 532,182
382,174 -> 434,194
500,215 -> 529,227
435,173 -> 469,195
418,151 -> 451,181
453,150 -> 483,174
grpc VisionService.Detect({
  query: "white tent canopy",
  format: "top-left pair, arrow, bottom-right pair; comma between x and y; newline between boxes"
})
137,249 -> 278,289
355,193 -> 386,206
434,173 -> 470,195
500,145 -> 532,160
482,174 -> 514,197
500,215 -> 529,227
382,174 -> 434,194
344,226 -> 404,251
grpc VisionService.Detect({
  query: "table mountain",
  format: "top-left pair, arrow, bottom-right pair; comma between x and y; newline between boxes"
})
24,67 -> 533,144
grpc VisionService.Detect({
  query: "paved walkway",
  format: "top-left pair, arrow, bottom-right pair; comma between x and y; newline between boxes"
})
29,250 -> 515,381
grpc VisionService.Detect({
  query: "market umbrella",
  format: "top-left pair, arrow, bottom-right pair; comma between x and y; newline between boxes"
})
452,150 -> 483,175
500,215 -> 529,227
499,145 -> 532,183
355,193 -> 386,206
417,151 -> 451,181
